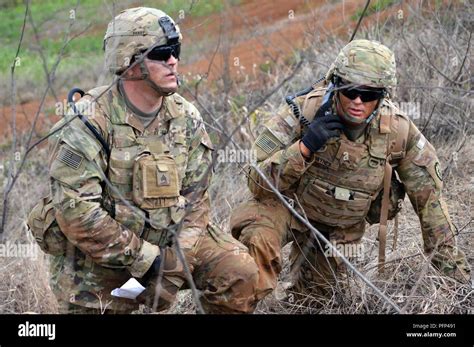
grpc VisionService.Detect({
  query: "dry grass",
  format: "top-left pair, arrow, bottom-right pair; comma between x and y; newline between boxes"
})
254,138 -> 473,314
0,146 -> 59,314
0,0 -> 471,314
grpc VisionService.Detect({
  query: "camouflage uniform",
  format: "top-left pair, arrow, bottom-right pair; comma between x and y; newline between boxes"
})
28,7 -> 258,314
230,40 -> 470,300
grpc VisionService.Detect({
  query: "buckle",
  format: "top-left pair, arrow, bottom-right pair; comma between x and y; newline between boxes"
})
368,157 -> 382,168
334,187 -> 351,201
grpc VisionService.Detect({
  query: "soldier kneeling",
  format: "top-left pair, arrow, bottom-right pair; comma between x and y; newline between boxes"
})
28,7 -> 258,314
230,39 -> 471,304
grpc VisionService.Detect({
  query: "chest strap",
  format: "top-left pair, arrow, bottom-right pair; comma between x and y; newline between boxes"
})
378,162 -> 392,273
378,114 -> 410,273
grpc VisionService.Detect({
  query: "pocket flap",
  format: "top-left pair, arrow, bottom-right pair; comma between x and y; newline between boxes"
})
157,163 -> 169,172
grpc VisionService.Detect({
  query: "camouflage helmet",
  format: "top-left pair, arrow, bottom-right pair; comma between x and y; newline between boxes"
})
103,7 -> 182,75
326,39 -> 397,89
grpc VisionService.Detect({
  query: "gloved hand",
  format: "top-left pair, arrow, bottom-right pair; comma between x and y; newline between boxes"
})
136,247 -> 188,311
139,255 -> 161,287
301,114 -> 344,154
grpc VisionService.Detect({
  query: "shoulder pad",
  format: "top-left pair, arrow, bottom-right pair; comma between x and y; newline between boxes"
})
79,86 -> 110,134
253,104 -> 296,161
170,92 -> 184,104
183,100 -> 201,120
307,86 -> 327,98
301,86 -> 328,122
85,85 -> 110,99
254,128 -> 284,161
271,104 -> 298,143
63,88 -> 109,155
378,99 -> 410,161
84,86 -> 110,115
166,93 -> 191,119
379,98 -> 409,133
380,98 -> 409,119
59,116 -> 102,161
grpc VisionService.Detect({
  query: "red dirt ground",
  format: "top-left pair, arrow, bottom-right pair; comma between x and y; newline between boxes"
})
1,0 -> 409,139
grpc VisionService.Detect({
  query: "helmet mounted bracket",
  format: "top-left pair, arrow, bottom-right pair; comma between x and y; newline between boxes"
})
158,16 -> 179,44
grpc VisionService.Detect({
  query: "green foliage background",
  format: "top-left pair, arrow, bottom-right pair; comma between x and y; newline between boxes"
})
0,0 -> 236,85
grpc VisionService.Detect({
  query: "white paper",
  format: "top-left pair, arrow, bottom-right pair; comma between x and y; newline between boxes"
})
111,278 -> 145,300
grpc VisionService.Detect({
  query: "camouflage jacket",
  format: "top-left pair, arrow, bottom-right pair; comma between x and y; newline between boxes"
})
48,85 -> 213,310
248,83 -> 470,280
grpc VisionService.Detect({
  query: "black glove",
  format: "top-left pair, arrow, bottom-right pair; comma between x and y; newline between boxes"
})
139,255 -> 161,286
301,114 -> 344,153
135,247 -> 187,310
135,255 -> 161,307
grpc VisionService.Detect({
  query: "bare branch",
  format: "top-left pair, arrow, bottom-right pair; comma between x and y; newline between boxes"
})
1,0 -> 30,239
250,164 -> 403,313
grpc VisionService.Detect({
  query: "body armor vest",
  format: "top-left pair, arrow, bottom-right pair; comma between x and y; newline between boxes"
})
293,87 -> 408,230
296,118 -> 388,228
89,87 -> 190,247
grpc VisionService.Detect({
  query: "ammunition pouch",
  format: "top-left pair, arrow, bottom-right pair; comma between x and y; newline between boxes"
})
132,152 -> 180,209
366,171 -> 405,225
299,178 -> 372,228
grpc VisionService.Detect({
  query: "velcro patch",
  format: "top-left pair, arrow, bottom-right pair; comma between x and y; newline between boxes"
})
284,115 -> 296,127
255,131 -> 280,154
416,135 -> 426,150
157,171 -> 170,186
57,147 -> 84,170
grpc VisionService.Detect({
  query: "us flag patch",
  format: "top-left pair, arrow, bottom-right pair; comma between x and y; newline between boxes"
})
255,132 -> 279,154
57,147 -> 84,170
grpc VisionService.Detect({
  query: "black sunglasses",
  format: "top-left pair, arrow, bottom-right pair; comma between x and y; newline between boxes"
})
146,42 -> 181,61
338,84 -> 385,102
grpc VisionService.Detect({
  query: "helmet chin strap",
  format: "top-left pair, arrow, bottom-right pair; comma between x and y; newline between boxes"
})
140,59 -> 177,96
120,55 -> 178,97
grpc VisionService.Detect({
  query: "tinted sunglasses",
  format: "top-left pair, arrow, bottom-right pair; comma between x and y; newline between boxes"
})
338,84 -> 385,102
146,43 -> 181,61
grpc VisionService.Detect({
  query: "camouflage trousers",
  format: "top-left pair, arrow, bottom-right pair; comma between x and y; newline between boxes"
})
138,226 -> 259,314
53,227 -> 259,314
230,198 -> 364,302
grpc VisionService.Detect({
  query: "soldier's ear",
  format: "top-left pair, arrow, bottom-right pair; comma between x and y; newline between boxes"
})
121,54 -> 142,78
122,64 -> 139,78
